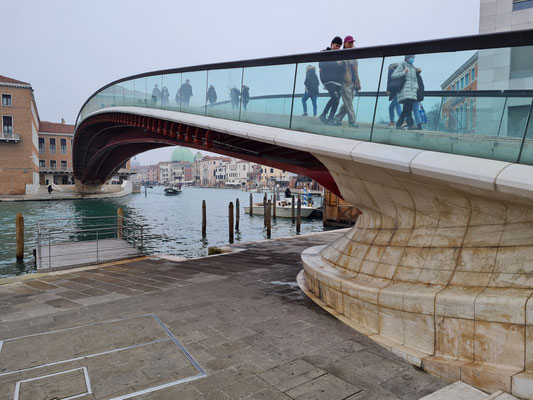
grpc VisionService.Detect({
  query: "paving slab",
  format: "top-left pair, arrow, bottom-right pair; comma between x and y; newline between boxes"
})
0,230 -> 447,399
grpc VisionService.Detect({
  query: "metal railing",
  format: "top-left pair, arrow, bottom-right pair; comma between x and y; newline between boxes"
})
36,215 -> 144,270
0,132 -> 20,142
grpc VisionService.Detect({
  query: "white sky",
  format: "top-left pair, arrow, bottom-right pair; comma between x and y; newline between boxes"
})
0,0 -> 481,165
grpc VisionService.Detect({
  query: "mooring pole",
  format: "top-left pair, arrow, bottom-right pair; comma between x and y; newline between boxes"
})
263,193 -> 267,226
291,195 -> 295,224
235,198 -> 240,231
229,202 -> 234,243
297,195 -> 301,234
117,207 -> 124,239
266,200 -> 272,238
16,212 -> 24,260
249,193 -> 253,216
202,200 -> 207,236
144,184 -> 147,197
273,193 -> 276,219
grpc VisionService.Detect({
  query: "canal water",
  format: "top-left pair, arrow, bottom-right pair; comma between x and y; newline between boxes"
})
0,188 -> 333,277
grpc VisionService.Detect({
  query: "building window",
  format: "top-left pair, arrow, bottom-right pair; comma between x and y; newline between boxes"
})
452,83 -> 455,91
2,116 -> 13,137
1,94 -> 12,106
39,160 -> 45,168
465,74 -> 469,86
510,45 -> 533,79
60,138 -> 67,153
270,168 -> 273,173
49,138 -> 56,153
513,0 -> 533,11
460,77 -> 464,89
61,160 -> 67,169
471,68 -> 476,80
50,160 -> 57,170
38,137 -> 45,153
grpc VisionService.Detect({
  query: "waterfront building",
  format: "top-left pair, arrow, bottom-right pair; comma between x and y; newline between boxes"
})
0,75 -> 40,195
38,120 -> 75,185
259,165 -> 289,188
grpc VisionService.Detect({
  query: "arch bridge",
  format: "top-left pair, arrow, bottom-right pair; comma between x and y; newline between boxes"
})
74,29 -> 533,398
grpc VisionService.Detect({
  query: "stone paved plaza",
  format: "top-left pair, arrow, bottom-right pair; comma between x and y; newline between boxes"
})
0,231 -> 447,399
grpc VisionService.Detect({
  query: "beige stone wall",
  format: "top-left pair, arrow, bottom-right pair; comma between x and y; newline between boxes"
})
480,0 -> 533,33
0,86 -> 38,195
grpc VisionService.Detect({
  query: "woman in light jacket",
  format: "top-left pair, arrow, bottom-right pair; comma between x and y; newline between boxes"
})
392,55 -> 419,129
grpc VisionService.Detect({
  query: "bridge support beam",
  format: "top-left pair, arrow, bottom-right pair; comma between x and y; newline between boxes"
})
301,152 -> 533,398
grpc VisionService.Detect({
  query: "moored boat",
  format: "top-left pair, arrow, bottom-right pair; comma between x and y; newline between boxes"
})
244,197 -> 315,218
164,185 -> 182,195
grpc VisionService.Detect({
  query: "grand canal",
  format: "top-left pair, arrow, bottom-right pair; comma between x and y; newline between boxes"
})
0,187 -> 330,277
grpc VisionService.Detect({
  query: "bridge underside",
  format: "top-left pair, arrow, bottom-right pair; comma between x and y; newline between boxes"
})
73,112 -> 340,196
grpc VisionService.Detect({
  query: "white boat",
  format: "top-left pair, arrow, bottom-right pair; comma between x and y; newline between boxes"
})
244,198 -> 315,218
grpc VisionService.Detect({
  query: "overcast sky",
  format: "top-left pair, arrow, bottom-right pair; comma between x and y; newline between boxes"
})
1,0 -> 480,165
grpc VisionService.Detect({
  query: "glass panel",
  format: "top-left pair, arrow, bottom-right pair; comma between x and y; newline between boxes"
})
123,79 -> 135,107
518,101 -> 533,164
371,49 -> 527,162
161,73 -> 181,111
291,56 -> 381,140
134,77 -> 148,107
241,64 -> 295,129
180,71 -> 207,115
146,75 -> 163,109
110,84 -> 123,107
206,68 -> 243,120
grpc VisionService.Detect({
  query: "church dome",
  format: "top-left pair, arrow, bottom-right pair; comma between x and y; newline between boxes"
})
194,151 -> 203,162
170,147 -> 194,163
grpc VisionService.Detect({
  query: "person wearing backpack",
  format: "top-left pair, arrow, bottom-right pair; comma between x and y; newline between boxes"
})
392,55 -> 419,129
318,36 -> 344,124
411,71 -> 425,130
386,63 -> 403,127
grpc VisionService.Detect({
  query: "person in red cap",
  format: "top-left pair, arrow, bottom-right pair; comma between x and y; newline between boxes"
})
334,35 -> 361,128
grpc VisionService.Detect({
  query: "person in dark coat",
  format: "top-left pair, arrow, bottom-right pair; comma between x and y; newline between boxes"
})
151,84 -> 161,106
318,36 -> 344,124
301,65 -> 319,116
207,85 -> 217,106
241,85 -> 250,111
161,86 -> 170,107
179,79 -> 193,106
230,87 -> 240,110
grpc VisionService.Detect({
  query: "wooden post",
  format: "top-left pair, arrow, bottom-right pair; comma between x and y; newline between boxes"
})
249,193 -> 253,216
202,200 -> 206,236
322,191 -> 327,226
297,195 -> 301,234
16,212 -> 24,260
263,193 -> 267,226
229,202 -> 234,243
235,198 -> 240,231
273,193 -> 276,219
144,184 -> 147,196
117,207 -> 124,239
291,195 -> 295,224
266,200 -> 272,238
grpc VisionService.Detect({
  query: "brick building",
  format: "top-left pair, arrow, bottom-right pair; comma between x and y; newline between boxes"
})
38,121 -> 75,185
0,75 -> 40,195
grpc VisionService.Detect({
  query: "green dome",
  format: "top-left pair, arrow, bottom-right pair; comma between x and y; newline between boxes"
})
170,147 -> 194,163
194,151 -> 203,162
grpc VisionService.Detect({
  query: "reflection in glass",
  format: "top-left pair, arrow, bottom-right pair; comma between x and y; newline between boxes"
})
241,64 -> 296,129
206,68 -> 243,120
123,80 -> 135,107
181,71 -> 207,115
162,73 -> 181,111
146,76 -> 163,109
134,78 -> 148,107
519,102 -> 533,164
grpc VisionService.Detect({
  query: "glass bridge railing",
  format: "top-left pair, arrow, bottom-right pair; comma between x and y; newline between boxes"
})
77,31 -> 533,165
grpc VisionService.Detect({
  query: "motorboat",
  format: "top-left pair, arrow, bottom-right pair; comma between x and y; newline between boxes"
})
244,197 -> 315,218
164,185 -> 182,195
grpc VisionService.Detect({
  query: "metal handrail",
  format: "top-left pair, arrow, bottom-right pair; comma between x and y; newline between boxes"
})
36,213 -> 145,269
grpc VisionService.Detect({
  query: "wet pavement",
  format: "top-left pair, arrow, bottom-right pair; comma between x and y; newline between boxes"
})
0,230 -> 447,399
